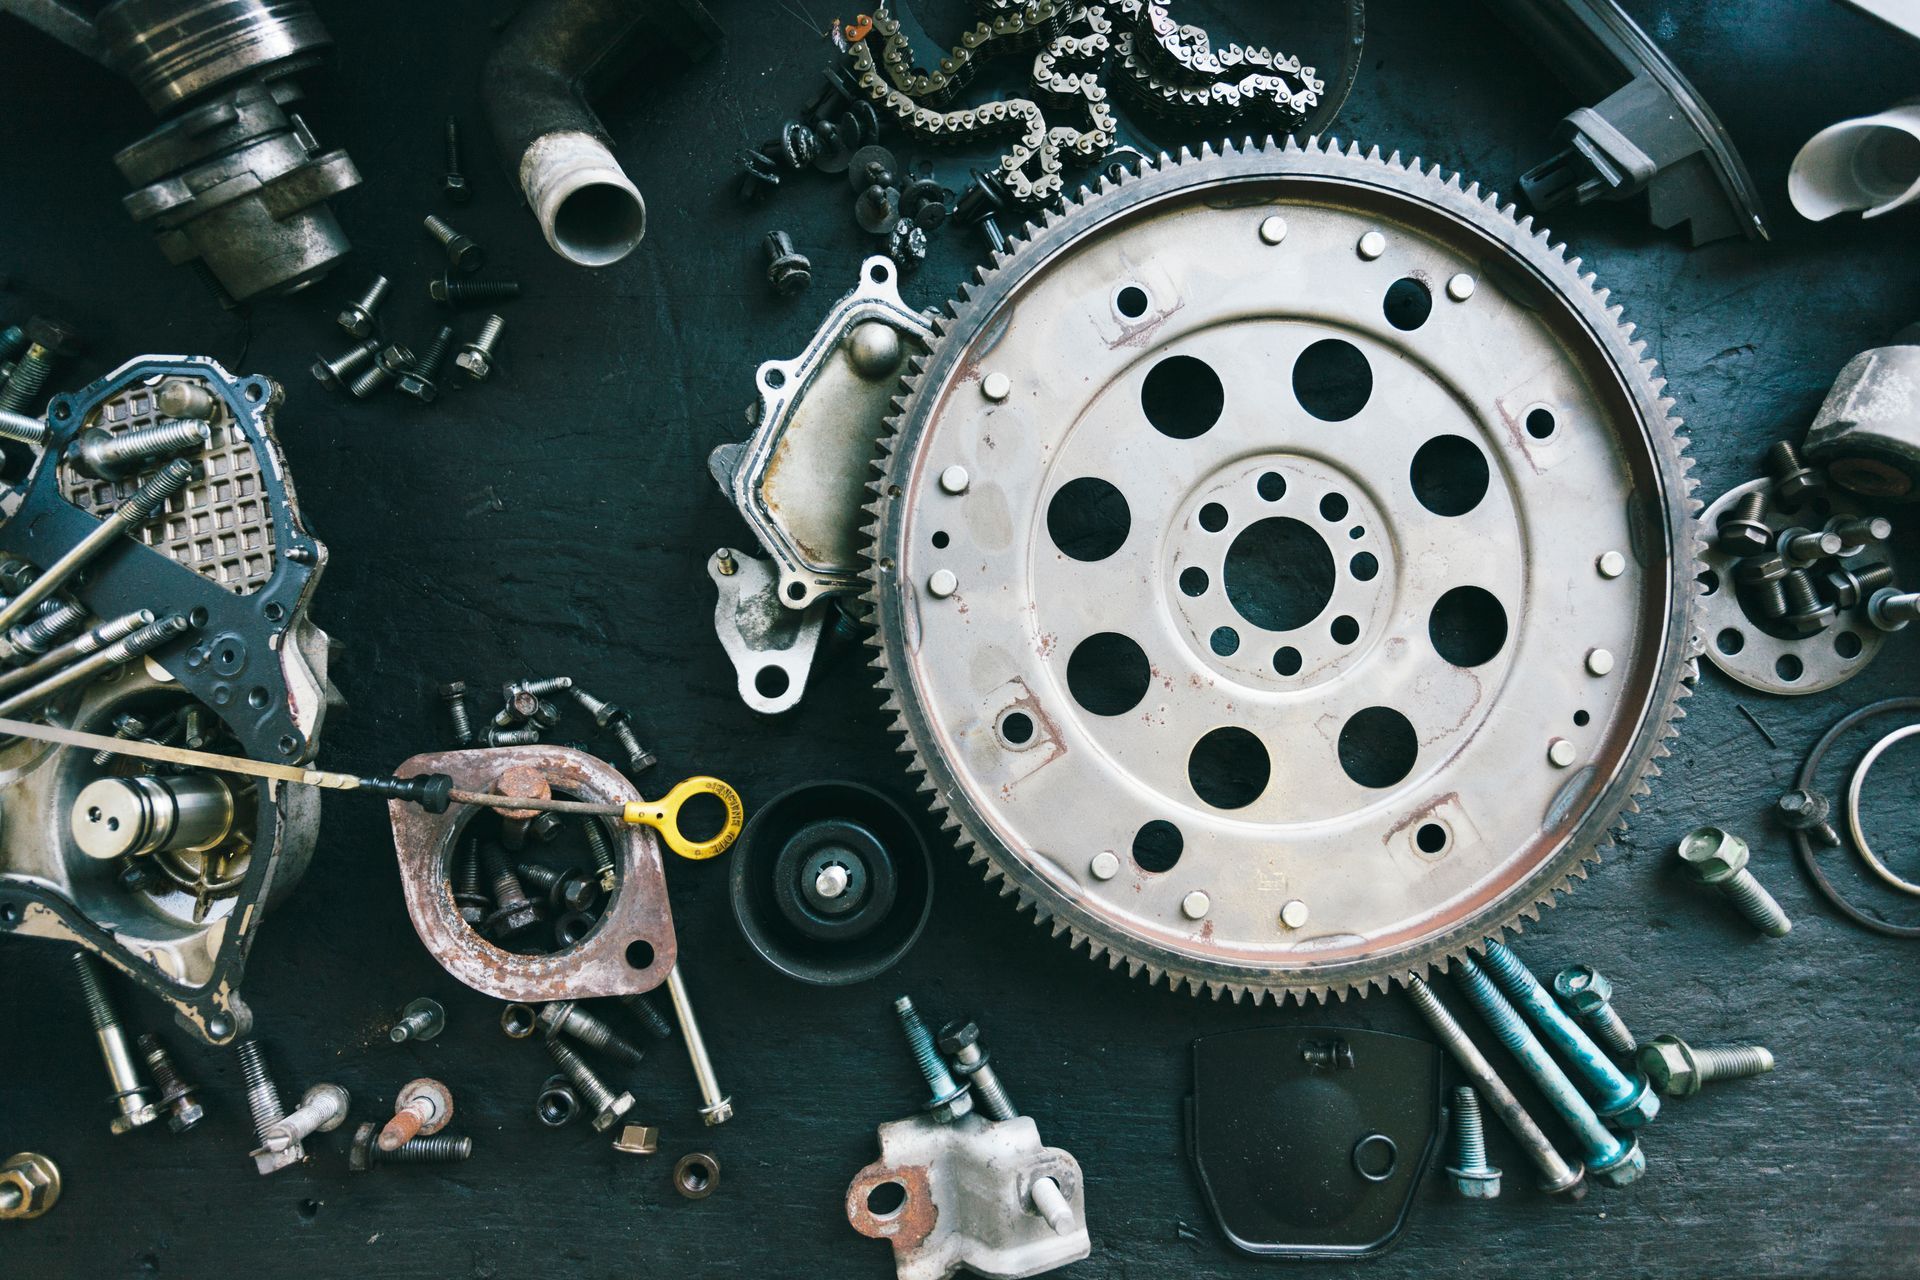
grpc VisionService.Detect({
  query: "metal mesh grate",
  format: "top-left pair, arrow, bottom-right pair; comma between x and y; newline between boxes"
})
58,377 -> 277,595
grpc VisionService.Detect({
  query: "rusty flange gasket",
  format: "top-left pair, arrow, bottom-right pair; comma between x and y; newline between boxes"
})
388,745 -> 677,1001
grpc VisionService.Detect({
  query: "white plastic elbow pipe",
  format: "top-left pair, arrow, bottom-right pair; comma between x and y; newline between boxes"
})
1789,103 -> 1920,221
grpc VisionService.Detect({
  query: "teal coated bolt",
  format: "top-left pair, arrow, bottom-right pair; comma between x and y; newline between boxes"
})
1481,941 -> 1659,1129
894,995 -> 972,1122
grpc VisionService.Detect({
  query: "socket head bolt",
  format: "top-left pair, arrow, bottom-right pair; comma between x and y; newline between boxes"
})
1638,1034 -> 1775,1099
764,231 -> 812,296
335,275 -> 391,338
1868,587 -> 1920,632
1765,441 -> 1824,507
378,1077 -> 454,1151
0,1154 -> 60,1220
1774,788 -> 1842,848
389,997 -> 446,1043
537,1074 -> 579,1127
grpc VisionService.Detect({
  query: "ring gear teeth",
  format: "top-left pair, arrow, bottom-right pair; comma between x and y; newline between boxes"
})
859,136 -> 1700,1005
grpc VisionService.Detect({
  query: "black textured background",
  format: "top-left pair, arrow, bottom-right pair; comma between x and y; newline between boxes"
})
3,1 -> 1919,1276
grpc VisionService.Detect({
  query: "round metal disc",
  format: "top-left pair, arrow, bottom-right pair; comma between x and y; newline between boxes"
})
867,139 -> 1698,1002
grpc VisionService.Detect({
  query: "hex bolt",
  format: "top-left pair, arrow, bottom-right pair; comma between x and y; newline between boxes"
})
69,418 -> 209,481
1735,554 -> 1791,618
258,1083 -> 350,1153
0,408 -> 48,448
438,680 -> 475,746
938,1018 -> 1015,1121
604,994 -> 669,1046
453,840 -> 489,924
895,995 -> 973,1122
1675,826 -> 1792,937
1765,440 -> 1823,507
1445,1086 -> 1502,1199
517,862 -> 597,913
424,215 -> 486,273
666,965 -> 733,1125
442,116 -> 471,204
537,1073 -> 580,1126
1480,941 -> 1659,1128
1868,588 -> 1920,631
398,325 -> 456,404
1823,561 -> 1896,609
135,1033 -> 205,1133
584,814 -> 618,892
764,231 -> 812,295
378,1077 -> 454,1151
336,276 -> 391,338
350,343 -> 415,399
477,843 -> 540,936
350,1122 -> 471,1171
235,1039 -> 304,1173
429,275 -> 522,305
1404,976 -> 1585,1199
455,315 -> 506,382
1715,492 -> 1773,556
1826,514 -> 1892,559
1637,1034 -> 1774,1099
1775,788 -> 1842,849
1453,957 -> 1644,1186
312,339 -> 380,392
545,1038 -> 634,1132
1776,526 -> 1842,568
71,952 -> 160,1134
1551,965 -> 1637,1056
537,1000 -> 648,1067
389,997 -> 446,1043
572,686 -> 656,773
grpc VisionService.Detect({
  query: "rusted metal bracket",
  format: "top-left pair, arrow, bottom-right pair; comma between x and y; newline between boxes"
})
388,744 -> 677,1001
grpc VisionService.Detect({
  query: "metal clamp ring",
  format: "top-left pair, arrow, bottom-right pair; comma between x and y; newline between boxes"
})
1846,724 -> 1920,898
1351,1132 -> 1397,1183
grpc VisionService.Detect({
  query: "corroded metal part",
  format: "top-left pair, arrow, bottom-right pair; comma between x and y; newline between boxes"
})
847,1114 -> 1088,1280
387,745 -> 677,1002
864,138 -> 1700,1003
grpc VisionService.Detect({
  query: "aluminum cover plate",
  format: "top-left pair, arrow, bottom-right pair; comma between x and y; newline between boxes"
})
866,138 -> 1698,1002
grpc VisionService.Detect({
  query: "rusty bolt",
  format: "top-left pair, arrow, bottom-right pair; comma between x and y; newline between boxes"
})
377,1077 -> 454,1151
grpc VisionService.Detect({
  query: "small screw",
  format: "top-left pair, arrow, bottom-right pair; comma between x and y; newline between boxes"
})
1777,526 -> 1843,568
1715,492 -> 1773,556
1551,965 -> 1637,1055
938,1017 -> 1016,1121
389,997 -> 446,1043
1765,441 -> 1823,507
1675,826 -> 1792,936
1822,561 -> 1895,609
136,1033 -> 205,1132
424,215 -> 485,273
438,680 -> 474,745
764,231 -> 812,296
1781,569 -> 1837,634
1868,587 -> 1920,631
1735,554 -> 1792,618
1824,514 -> 1892,559
485,724 -> 539,747
1445,1086 -> 1501,1198
455,315 -> 506,381
895,995 -> 972,1122
350,344 -> 416,399
1775,788 -> 1841,848
442,117 -> 471,205
336,276 -> 390,338
397,325 -> 456,404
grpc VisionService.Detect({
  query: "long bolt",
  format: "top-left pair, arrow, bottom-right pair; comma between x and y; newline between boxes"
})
260,1083 -> 350,1152
0,598 -> 89,661
429,275 -> 522,305
442,116 -> 472,204
1453,958 -> 1644,1186
1777,526 -> 1842,567
438,680 -> 474,745
69,418 -> 208,481
135,1033 -> 204,1132
1869,588 -> 1920,631
424,215 -> 485,272
452,840 -> 488,924
0,460 -> 195,634
73,951 -> 160,1133
0,408 -> 48,447
537,1001 -> 648,1066
1404,976 -> 1584,1198
518,862 -> 596,912
895,995 -> 971,1121
668,964 -> 733,1124
545,1038 -> 633,1131
1480,941 -> 1658,1128
336,275 -> 390,338
1446,1086 -> 1502,1198
234,1039 -> 288,1141
0,613 -> 192,718
312,339 -> 380,391
1551,965 -> 1637,1056
0,608 -> 146,701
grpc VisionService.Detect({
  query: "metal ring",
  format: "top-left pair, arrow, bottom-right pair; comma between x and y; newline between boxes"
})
1351,1132 -> 1397,1183
1846,724 -> 1920,897
1790,696 -> 1920,938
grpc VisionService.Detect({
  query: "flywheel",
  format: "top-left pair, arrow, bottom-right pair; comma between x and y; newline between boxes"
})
865,138 -> 1699,1002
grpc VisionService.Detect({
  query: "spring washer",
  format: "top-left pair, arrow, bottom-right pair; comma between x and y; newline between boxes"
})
1845,723 -> 1920,897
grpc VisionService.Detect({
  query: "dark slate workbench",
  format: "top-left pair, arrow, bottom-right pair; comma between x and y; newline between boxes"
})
2,1 -> 1918,1275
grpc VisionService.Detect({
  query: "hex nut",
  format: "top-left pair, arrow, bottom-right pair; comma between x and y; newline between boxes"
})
1638,1034 -> 1702,1098
612,1124 -> 659,1155
0,1153 -> 59,1219
502,1003 -> 539,1038
1675,825 -> 1749,884
1551,964 -> 1612,1016
673,1151 -> 720,1199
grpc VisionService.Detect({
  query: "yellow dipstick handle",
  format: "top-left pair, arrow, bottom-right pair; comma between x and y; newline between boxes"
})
622,775 -> 744,860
